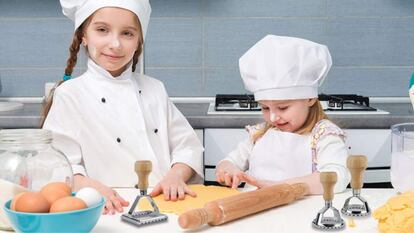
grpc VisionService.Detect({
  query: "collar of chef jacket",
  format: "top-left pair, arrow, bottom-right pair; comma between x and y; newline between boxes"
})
86,58 -> 134,82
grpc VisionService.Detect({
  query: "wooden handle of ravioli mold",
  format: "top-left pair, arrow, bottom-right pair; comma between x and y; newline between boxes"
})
135,160 -> 152,191
178,183 -> 309,229
320,172 -> 337,202
347,155 -> 367,189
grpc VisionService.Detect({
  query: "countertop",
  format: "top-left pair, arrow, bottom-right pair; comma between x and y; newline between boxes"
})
0,100 -> 413,129
91,188 -> 395,233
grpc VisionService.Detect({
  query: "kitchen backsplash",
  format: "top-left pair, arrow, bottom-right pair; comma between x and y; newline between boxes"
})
0,0 -> 413,97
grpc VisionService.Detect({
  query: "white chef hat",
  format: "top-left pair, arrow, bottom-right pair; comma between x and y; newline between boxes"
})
239,35 -> 332,101
60,0 -> 151,40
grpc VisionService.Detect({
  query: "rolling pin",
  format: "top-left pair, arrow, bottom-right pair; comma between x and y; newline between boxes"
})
178,183 -> 309,229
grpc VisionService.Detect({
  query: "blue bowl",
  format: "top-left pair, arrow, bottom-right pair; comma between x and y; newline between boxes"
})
3,195 -> 105,233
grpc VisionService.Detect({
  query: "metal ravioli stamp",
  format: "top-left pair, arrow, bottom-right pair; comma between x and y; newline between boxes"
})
312,172 -> 345,231
341,155 -> 371,217
121,160 -> 168,226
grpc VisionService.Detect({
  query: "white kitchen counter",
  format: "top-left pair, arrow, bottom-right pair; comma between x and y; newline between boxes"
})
92,188 -> 396,233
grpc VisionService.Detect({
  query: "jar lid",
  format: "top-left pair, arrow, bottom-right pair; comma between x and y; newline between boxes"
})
0,129 -> 52,144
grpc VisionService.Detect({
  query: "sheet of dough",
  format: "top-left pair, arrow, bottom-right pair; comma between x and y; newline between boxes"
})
137,184 -> 239,215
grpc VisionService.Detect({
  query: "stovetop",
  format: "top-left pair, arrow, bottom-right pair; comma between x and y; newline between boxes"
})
208,94 -> 389,115
214,94 -> 261,111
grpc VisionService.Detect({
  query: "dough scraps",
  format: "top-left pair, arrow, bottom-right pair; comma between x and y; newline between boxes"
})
373,189 -> 414,233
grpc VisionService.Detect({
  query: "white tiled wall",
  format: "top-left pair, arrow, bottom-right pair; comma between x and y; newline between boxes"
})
0,0 -> 413,97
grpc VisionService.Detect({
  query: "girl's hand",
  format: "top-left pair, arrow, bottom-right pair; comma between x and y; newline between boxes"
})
74,174 -> 129,215
149,163 -> 196,201
215,160 -> 246,189
238,173 -> 279,189
150,176 -> 196,201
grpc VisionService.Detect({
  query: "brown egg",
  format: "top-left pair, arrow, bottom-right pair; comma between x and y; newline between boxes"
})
50,196 -> 86,213
40,182 -> 71,205
14,192 -> 50,213
41,182 -> 71,195
10,192 -> 25,211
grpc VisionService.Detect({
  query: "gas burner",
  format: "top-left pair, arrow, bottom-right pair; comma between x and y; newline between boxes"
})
210,94 -> 389,115
215,94 -> 260,111
318,94 -> 376,111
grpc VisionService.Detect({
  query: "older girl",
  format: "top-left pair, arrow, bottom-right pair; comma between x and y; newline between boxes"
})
42,0 -> 203,214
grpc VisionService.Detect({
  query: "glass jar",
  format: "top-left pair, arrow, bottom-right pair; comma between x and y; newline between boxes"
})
0,129 -> 74,231
391,123 -> 414,193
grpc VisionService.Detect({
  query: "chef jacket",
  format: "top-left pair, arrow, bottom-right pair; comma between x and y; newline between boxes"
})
221,120 -> 350,193
43,58 -> 204,187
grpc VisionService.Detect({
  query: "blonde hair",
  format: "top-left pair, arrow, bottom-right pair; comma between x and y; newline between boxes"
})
251,99 -> 328,142
40,13 -> 143,127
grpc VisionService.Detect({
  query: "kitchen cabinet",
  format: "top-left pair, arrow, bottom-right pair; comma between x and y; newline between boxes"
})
194,129 -> 203,144
344,129 -> 391,184
203,128 -> 391,185
204,129 -> 248,183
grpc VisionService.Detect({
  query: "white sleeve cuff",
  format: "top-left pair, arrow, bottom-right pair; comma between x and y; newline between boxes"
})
171,150 -> 204,183
221,139 -> 253,171
315,134 -> 350,193
71,164 -> 87,177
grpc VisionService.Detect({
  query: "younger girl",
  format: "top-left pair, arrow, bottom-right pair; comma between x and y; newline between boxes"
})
42,0 -> 203,214
216,35 -> 350,194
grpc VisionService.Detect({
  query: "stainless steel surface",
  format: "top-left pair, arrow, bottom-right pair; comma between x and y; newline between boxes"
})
122,194 -> 168,226
207,102 -> 390,115
370,97 -> 410,103
312,201 -> 345,231
210,94 -> 390,115
341,189 -> 371,217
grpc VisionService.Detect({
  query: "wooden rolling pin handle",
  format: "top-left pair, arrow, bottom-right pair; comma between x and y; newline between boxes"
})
320,172 -> 337,202
178,205 -> 221,229
135,160 -> 152,191
347,155 -> 368,189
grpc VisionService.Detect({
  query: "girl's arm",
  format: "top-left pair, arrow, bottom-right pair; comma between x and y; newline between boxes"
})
315,134 -> 350,193
222,137 -> 254,171
151,84 -> 203,201
164,84 -> 204,183
43,85 -> 129,214
276,172 -> 324,195
215,137 -> 254,188
239,172 -> 324,195
42,88 -> 87,177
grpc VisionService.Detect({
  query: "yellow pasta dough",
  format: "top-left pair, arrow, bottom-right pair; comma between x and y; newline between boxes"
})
137,184 -> 240,215
373,189 -> 414,233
